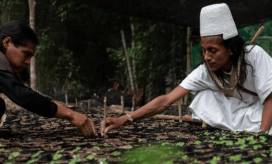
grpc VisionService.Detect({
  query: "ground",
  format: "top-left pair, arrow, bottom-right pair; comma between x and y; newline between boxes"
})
0,106 -> 272,164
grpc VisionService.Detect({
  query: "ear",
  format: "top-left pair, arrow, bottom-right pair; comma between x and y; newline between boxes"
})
228,48 -> 233,56
2,37 -> 12,51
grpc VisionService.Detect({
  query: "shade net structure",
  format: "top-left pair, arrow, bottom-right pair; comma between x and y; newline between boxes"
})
73,0 -> 272,30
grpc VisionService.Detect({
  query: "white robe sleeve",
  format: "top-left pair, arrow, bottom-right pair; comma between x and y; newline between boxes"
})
245,45 -> 272,104
179,64 -> 218,94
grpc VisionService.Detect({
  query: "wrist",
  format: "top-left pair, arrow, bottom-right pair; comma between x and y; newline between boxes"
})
120,114 -> 131,124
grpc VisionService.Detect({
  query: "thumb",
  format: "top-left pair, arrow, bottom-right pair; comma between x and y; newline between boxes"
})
105,125 -> 115,133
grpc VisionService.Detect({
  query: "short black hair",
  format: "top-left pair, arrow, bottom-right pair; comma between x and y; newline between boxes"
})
0,20 -> 38,53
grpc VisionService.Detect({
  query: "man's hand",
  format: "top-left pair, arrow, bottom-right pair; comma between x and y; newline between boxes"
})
100,115 -> 128,137
53,102 -> 98,138
69,111 -> 98,138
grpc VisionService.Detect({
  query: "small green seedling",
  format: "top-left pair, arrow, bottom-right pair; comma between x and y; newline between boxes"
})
161,142 -> 170,146
253,157 -> 262,163
181,155 -> 189,160
112,151 -> 121,156
253,144 -> 263,150
31,150 -> 44,158
239,144 -> 248,150
72,147 -> 81,152
229,154 -> 241,162
103,143 -> 111,147
210,156 -> 220,164
8,152 -> 20,160
86,153 -> 96,160
194,140 -> 201,145
69,154 -> 83,164
98,158 -> 107,164
93,146 -> 100,150
175,142 -> 185,147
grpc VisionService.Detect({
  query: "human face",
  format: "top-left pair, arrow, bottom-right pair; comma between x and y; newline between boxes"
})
201,36 -> 233,72
3,37 -> 36,73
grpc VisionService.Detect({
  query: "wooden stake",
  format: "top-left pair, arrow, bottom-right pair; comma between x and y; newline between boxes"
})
88,99 -> 91,109
202,122 -> 208,128
131,96 -> 135,111
178,99 -> 182,122
250,26 -> 264,45
75,97 -> 78,108
121,96 -> 124,113
104,97 -> 108,138
65,92 -> 68,107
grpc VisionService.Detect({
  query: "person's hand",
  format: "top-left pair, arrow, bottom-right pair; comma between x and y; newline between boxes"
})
69,111 -> 98,138
100,115 -> 128,137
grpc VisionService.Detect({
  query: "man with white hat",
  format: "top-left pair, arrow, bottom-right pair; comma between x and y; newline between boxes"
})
100,3 -> 272,135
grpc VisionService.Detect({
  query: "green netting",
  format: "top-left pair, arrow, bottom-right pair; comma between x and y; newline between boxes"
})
191,20 -> 272,69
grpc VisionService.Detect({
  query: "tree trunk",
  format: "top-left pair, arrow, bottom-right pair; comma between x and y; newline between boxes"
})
130,18 -> 138,91
120,29 -> 135,94
28,0 -> 37,90
184,26 -> 192,105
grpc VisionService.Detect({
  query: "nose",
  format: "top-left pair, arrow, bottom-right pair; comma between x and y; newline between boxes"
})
25,57 -> 31,65
203,51 -> 211,61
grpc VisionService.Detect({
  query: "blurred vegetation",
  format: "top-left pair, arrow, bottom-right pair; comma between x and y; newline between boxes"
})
0,0 -> 189,102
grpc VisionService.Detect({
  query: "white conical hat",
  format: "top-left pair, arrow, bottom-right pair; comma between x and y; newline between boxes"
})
200,3 -> 238,40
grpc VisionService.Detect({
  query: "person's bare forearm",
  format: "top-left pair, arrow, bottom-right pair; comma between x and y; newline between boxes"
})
121,86 -> 190,123
53,102 -> 73,120
129,95 -> 171,120
260,93 -> 272,131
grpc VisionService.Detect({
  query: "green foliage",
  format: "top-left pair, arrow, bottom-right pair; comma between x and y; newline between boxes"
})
8,152 -> 20,160
93,146 -> 100,150
103,143 -> 111,147
210,156 -> 220,164
253,144 -> 263,150
112,151 -> 121,156
175,142 -> 185,147
253,157 -> 262,163
51,149 -> 64,163
86,153 -> 96,160
121,144 -> 181,164
229,154 -> 241,162
26,150 -> 44,164
69,155 -> 83,164
194,141 -> 201,145
98,158 -> 107,164
72,147 -> 81,152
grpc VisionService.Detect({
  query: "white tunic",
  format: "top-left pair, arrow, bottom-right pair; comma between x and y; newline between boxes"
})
180,45 -> 272,134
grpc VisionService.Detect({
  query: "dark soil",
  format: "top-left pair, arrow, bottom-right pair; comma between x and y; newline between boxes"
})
0,107 -> 272,164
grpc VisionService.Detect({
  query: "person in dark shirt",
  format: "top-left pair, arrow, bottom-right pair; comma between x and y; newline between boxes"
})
0,20 -> 97,137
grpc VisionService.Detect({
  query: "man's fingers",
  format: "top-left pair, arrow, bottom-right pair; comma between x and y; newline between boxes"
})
89,119 -> 98,136
105,125 -> 115,133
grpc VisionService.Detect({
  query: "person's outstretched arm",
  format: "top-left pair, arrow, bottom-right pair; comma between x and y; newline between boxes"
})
100,86 -> 190,136
54,102 -> 97,138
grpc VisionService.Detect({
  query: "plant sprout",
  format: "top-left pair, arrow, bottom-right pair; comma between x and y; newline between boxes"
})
210,156 -> 220,164
72,146 -> 81,152
229,154 -> 241,162
194,141 -> 201,145
98,158 -> 107,164
253,144 -> 263,150
181,155 -> 189,160
69,154 -> 83,164
86,153 -> 96,160
175,142 -> 184,147
112,151 -> 121,156
103,143 -> 111,147
93,146 -> 100,150
253,157 -> 262,163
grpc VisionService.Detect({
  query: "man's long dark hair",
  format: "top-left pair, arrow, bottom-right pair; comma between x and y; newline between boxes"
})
0,20 -> 38,54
